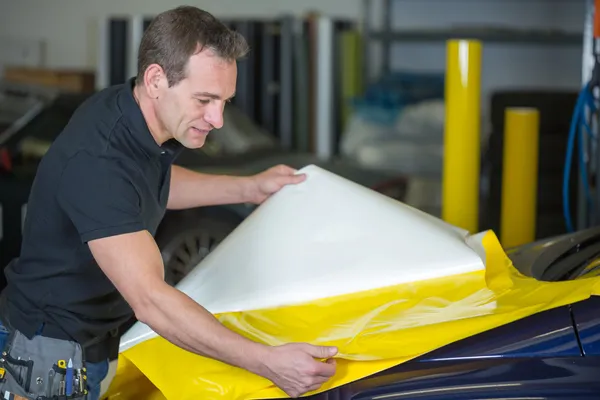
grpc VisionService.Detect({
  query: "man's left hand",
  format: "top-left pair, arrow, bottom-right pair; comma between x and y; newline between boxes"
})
247,164 -> 306,204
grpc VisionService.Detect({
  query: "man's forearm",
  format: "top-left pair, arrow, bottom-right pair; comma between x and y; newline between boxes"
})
137,281 -> 270,375
167,165 -> 255,209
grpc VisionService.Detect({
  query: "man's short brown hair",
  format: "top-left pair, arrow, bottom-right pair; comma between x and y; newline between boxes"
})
136,6 -> 249,87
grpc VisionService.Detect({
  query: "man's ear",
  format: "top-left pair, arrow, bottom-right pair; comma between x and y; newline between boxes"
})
143,64 -> 166,99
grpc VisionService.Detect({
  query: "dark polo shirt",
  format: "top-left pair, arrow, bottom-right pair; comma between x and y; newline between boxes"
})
1,78 -> 182,361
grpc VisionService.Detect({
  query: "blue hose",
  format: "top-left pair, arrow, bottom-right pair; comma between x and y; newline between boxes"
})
563,83 -> 597,233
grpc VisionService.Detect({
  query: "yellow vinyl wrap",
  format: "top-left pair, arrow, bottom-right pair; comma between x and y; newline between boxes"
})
103,230 -> 600,400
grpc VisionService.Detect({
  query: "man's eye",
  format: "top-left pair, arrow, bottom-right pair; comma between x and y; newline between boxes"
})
198,99 -> 210,104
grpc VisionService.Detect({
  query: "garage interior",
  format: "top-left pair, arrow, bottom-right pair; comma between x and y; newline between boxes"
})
1,0 -> 600,399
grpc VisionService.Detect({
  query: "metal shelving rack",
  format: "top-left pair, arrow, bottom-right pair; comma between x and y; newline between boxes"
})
359,0 -> 593,236
361,0 -> 584,84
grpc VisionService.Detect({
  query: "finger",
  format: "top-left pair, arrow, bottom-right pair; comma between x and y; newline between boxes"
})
319,358 -> 337,377
291,173 -> 306,183
313,359 -> 336,378
302,375 -> 328,391
276,174 -> 306,186
275,164 -> 298,175
303,344 -> 338,359
306,382 -> 324,394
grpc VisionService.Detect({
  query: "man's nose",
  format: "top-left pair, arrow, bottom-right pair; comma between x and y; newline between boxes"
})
204,105 -> 224,129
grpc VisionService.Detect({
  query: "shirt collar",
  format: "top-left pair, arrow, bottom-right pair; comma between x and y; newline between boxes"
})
118,77 -> 183,159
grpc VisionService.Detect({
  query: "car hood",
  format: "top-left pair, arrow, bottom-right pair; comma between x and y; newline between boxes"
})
120,164 -> 482,351
107,166 -> 600,400
409,229 -> 600,363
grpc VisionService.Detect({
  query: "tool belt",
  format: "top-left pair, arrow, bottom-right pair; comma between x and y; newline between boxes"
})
0,329 -> 88,399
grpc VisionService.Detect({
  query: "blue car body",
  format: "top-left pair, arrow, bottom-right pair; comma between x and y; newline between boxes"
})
288,227 -> 600,400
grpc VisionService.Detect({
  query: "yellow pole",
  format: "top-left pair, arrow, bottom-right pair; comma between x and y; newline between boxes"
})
442,39 -> 482,233
500,107 -> 540,248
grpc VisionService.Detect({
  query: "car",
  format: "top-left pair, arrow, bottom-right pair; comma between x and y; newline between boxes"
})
285,227 -> 600,399
100,164 -> 600,400
0,81 -> 407,289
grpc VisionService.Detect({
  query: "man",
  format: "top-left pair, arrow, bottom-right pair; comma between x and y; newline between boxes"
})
0,6 -> 337,400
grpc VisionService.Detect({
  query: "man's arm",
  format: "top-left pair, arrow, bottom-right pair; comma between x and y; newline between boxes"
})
167,165 -> 254,209
88,230 -> 267,370
88,231 -> 338,397
167,164 -> 306,210
55,154 -> 332,397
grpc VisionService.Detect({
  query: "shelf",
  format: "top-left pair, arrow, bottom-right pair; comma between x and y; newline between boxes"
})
369,27 -> 583,45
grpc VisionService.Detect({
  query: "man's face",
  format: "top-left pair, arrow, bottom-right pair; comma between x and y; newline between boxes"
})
155,49 -> 237,149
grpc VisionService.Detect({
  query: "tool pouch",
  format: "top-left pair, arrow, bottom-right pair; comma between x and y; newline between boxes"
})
0,330 -> 88,399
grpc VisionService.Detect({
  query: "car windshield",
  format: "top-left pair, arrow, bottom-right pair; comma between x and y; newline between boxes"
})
548,240 -> 600,281
509,227 -> 600,282
569,258 -> 600,279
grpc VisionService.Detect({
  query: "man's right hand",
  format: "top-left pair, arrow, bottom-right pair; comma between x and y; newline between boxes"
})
259,343 -> 338,398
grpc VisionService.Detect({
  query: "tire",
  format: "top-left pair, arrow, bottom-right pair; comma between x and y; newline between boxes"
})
154,206 -> 244,286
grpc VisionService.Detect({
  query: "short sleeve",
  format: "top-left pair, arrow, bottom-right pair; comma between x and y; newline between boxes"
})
56,151 -> 145,243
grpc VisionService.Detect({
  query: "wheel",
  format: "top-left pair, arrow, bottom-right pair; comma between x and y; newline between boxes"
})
154,206 -> 244,286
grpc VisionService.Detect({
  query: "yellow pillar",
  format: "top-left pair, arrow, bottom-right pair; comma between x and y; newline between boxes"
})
500,108 -> 540,248
442,39 -> 482,233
